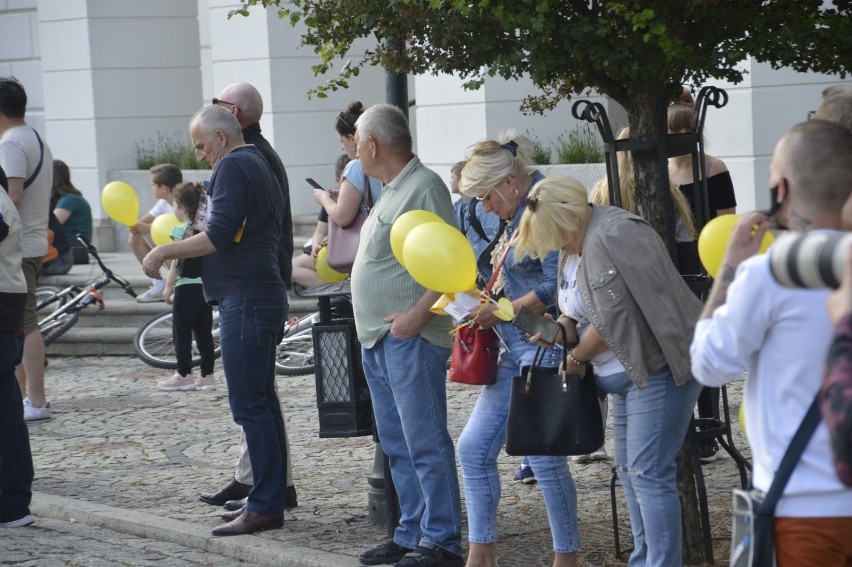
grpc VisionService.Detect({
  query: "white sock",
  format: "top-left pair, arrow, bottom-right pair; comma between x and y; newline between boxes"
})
150,279 -> 164,291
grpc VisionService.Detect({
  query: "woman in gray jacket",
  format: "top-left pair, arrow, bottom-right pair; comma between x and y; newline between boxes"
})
514,176 -> 703,567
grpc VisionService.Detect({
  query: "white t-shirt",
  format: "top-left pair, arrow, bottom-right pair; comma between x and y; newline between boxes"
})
0,125 -> 53,257
559,255 -> 625,376
148,198 -> 176,218
0,188 -> 26,293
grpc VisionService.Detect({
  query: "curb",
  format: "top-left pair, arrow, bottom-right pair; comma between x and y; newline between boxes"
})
31,492 -> 362,566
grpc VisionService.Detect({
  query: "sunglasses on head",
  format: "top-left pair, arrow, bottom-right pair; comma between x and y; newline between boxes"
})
212,97 -> 237,108
525,197 -> 570,212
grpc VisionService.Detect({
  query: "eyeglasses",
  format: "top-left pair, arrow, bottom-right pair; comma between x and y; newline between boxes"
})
526,197 -> 570,212
807,110 -> 817,121
212,98 -> 238,109
476,187 -> 496,204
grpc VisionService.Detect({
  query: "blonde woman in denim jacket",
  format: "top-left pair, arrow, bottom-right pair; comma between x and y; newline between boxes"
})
456,133 -> 580,567
515,176 -> 703,567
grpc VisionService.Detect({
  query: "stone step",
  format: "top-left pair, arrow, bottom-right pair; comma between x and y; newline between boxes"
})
38,251 -> 323,357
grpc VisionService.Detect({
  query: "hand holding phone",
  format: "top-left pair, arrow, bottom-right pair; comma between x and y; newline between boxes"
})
512,305 -> 561,345
306,178 -> 325,190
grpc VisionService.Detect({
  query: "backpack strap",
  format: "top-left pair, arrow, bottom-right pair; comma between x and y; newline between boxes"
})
23,128 -> 44,190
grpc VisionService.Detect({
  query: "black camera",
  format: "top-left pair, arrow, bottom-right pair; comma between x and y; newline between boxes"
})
769,231 -> 852,288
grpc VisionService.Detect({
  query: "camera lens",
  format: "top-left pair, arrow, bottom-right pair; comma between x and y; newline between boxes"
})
769,232 -> 852,288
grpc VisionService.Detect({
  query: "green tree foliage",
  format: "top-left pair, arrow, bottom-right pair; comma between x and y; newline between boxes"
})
231,0 -> 848,238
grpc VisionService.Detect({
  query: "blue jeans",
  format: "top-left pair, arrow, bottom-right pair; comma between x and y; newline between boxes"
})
457,322 -> 580,552
596,367 -> 702,567
0,331 -> 33,523
218,294 -> 288,516
361,334 -> 462,555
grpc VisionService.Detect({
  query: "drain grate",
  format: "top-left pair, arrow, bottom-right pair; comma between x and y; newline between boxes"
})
51,396 -> 165,412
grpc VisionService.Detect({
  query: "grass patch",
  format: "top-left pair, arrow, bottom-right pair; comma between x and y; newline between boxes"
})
136,132 -> 210,170
555,125 -> 604,164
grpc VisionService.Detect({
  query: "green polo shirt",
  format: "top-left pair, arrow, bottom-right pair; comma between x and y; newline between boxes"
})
351,156 -> 455,349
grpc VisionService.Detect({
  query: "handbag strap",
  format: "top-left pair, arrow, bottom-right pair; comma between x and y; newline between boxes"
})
361,172 -> 373,211
759,394 -> 822,516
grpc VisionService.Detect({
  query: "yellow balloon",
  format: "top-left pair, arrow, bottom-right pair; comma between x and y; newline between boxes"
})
738,402 -> 747,434
698,214 -> 775,278
698,214 -> 739,278
101,181 -> 140,227
402,222 -> 476,293
316,246 -> 347,282
150,213 -> 182,247
493,297 -> 515,321
390,210 -> 445,266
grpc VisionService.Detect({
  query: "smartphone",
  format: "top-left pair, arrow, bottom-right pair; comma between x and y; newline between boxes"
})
306,177 -> 325,190
512,305 -> 560,344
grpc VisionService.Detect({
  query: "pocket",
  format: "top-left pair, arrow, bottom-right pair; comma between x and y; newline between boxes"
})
251,303 -> 285,347
588,265 -> 626,306
365,215 -> 393,260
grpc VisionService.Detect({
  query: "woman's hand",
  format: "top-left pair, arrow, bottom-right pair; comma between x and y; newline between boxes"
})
472,303 -> 501,330
163,283 -> 174,305
129,222 -> 150,236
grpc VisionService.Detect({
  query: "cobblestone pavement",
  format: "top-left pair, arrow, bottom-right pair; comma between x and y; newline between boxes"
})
2,355 -> 750,566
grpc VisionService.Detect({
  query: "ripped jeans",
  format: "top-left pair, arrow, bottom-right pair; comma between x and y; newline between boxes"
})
595,367 -> 701,567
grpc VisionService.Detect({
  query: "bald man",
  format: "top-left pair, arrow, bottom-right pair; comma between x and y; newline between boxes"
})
691,120 -> 852,564
197,83 -> 298,514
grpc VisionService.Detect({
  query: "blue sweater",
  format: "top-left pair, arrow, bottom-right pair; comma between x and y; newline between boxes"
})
202,145 -> 285,302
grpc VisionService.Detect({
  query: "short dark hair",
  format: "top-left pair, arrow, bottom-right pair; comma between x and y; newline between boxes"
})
149,163 -> 183,189
0,77 -> 27,119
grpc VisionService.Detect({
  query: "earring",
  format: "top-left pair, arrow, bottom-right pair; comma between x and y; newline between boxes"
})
512,188 -> 518,197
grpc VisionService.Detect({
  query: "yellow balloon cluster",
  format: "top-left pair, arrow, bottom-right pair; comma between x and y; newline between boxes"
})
101,181 -> 140,227
391,210 -> 477,293
697,214 -> 775,278
316,246 -> 347,282
151,213 -> 182,246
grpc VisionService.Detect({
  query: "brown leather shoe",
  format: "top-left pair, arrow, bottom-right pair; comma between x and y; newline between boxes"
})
220,505 -> 244,522
211,510 -> 284,536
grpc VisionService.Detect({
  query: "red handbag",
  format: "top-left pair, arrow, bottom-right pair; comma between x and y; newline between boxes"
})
447,234 -> 514,385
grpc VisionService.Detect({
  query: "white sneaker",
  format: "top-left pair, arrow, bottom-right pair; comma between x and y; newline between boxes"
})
572,447 -> 609,464
194,374 -> 216,391
23,397 -> 52,422
157,373 -> 196,391
136,286 -> 166,303
0,514 -> 35,528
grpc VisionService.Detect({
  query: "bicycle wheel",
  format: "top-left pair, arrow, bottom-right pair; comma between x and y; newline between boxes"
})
134,311 -> 221,370
275,331 -> 315,376
41,310 -> 80,346
35,286 -> 61,311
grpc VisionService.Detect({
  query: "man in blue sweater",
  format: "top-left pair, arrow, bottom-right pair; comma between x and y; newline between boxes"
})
143,105 -> 288,536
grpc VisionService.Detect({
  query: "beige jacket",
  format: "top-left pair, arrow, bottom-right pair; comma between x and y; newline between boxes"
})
564,205 -> 702,388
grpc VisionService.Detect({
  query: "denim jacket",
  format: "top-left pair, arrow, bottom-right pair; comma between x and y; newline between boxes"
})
496,172 -> 560,345
574,205 -> 702,388
454,198 -> 503,283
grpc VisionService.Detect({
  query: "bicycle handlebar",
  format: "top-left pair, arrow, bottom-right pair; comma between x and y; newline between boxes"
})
76,234 -> 137,298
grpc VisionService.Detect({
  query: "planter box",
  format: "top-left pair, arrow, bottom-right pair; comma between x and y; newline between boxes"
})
537,164 -> 607,194
99,169 -> 212,253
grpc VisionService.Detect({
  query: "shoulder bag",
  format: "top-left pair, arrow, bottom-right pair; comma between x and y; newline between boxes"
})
447,233 -> 514,386
730,394 -> 821,567
326,173 -> 373,273
505,324 -> 604,456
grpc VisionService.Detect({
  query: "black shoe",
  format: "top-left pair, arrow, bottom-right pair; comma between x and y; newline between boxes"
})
359,541 -> 413,566
199,478 -> 252,506
697,440 -> 719,464
223,485 -> 296,510
395,544 -> 465,567
284,485 -> 298,509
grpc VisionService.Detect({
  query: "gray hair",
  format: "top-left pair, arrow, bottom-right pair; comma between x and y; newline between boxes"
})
355,104 -> 412,153
818,84 -> 852,132
190,105 -> 243,139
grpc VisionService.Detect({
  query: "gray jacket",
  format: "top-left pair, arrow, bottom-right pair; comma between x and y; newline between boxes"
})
568,205 -> 702,388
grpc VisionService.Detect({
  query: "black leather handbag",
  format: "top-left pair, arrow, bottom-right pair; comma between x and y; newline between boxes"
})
505,331 -> 604,457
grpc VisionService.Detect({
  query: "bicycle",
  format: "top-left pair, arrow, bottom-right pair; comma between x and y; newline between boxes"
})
133,308 -> 318,376
36,235 -> 137,346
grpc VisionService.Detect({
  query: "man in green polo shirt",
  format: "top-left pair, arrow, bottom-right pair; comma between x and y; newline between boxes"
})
350,104 -> 463,567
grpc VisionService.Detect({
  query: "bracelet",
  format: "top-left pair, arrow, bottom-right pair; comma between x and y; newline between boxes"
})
568,349 -> 591,367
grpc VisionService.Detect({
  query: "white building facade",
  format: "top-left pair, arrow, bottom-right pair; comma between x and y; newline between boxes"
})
1,0 -> 847,249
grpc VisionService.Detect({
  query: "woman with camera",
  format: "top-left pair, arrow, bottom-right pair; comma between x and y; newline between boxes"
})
514,176 -> 703,567
456,133 -> 580,567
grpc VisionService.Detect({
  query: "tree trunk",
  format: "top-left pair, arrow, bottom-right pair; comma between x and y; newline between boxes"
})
624,93 -> 705,565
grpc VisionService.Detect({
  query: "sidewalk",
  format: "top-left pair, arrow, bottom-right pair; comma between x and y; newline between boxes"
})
4,355 -> 749,566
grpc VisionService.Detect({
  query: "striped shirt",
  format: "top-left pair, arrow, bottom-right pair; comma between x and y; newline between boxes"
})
350,156 -> 455,349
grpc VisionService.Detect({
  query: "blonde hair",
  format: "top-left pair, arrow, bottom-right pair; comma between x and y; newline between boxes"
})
459,130 -> 533,198
590,128 -> 696,239
514,177 -> 590,261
